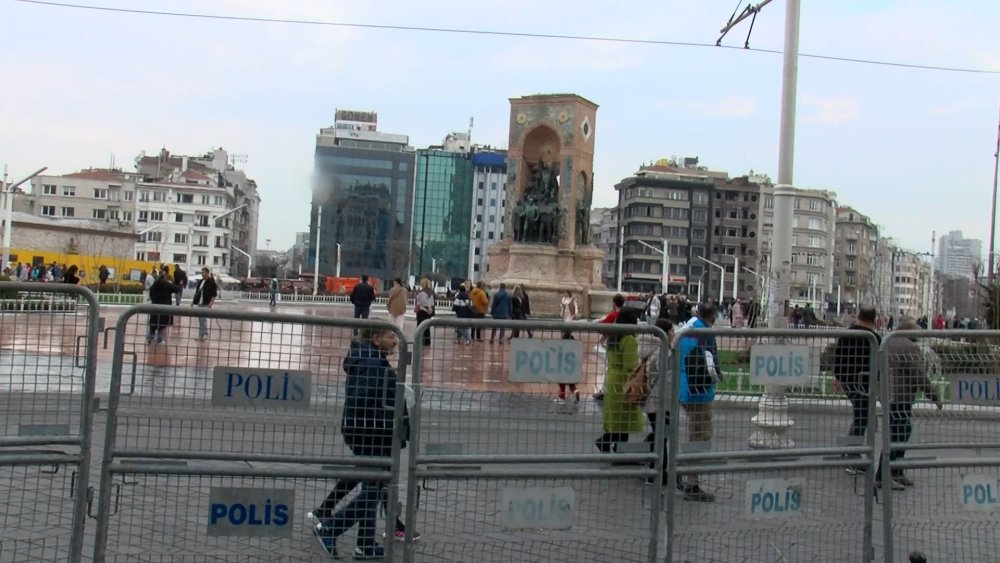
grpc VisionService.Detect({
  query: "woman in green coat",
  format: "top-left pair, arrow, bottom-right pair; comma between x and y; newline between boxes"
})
595,307 -> 646,452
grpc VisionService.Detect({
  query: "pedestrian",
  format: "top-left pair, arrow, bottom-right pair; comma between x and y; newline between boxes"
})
191,268 -> 218,341
415,278 -> 435,347
98,264 -> 110,290
62,265 -> 80,285
887,315 -> 895,331
311,326 -> 416,559
469,281 -> 489,342
349,274 -> 377,319
387,278 -> 407,332
592,293 -> 627,402
594,306 -> 645,452
677,303 -> 723,502
147,272 -> 175,344
791,305 -> 801,328
804,303 -> 814,329
489,283 -> 512,344
509,285 -> 532,340
646,293 -> 660,322
144,268 -> 156,298
452,283 -> 473,344
560,289 -> 578,339
172,265 -> 187,305
832,305 -> 881,473
637,317 -> 675,485
876,316 -> 942,490
268,276 -> 279,307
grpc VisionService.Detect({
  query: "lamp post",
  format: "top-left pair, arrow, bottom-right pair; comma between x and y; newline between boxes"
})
696,256 -> 725,304
313,205 -> 322,296
731,255 -> 739,300
231,245 -> 252,279
636,238 -> 669,294
1,166 -> 48,270
335,242 -> 341,278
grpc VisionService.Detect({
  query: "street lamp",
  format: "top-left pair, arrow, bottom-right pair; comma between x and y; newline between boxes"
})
1,166 -> 48,269
730,254 -> 739,300
697,256 -> 725,304
636,239 -> 669,294
313,205 -> 322,297
231,245 -> 252,279
335,242 -> 341,278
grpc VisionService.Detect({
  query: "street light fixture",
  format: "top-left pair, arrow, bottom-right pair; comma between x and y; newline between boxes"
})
636,239 -> 669,294
231,245 -> 252,279
214,203 -> 249,278
1,166 -> 48,269
697,256 -> 725,304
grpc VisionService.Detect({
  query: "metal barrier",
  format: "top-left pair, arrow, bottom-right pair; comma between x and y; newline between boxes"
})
92,305 -> 408,561
0,282 -> 100,563
406,317 -> 671,563
664,327 -> 880,562
880,329 -> 1000,563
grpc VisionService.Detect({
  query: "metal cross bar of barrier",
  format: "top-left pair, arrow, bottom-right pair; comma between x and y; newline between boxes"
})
0,282 -> 99,563
879,329 -> 1000,563
664,326 -> 880,563
92,305 -> 409,561
407,317 -> 671,563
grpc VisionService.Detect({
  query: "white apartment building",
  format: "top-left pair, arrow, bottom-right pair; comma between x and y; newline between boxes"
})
27,169 -> 140,226
589,206 -> 619,289
760,186 -> 838,308
469,148 -> 507,280
937,230 -> 982,281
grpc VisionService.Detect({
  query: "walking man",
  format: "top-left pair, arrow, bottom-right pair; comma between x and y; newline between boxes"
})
268,276 -> 279,308
489,283 -> 512,344
192,268 -> 218,340
386,278 -> 407,331
833,305 -> 881,472
350,275 -> 377,320
173,265 -> 188,306
677,303 -> 722,502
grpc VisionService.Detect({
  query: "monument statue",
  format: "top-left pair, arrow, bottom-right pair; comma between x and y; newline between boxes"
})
513,160 -> 561,244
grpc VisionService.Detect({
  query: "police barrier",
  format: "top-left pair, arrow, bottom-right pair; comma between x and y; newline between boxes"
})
880,329 -> 1000,563
406,317 -> 671,563
0,282 -> 99,563
92,305 -> 408,561
664,326 -> 880,562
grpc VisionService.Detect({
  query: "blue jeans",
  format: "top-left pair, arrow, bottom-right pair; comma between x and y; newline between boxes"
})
328,481 -> 381,547
198,304 -> 210,338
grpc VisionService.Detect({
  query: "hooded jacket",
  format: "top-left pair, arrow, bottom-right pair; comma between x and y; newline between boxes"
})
678,317 -> 721,404
341,340 -> 407,456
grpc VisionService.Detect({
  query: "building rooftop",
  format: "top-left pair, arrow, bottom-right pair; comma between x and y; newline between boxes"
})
61,169 -> 131,182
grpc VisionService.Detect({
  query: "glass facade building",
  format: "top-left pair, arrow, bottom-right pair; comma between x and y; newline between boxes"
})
411,149 -> 473,284
310,125 -> 415,290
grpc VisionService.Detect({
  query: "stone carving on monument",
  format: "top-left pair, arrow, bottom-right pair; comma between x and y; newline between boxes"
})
486,94 -> 606,317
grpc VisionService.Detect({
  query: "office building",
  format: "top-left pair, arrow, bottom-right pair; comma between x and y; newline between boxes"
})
760,186 -> 837,307
311,110 -> 416,289
937,230 -> 982,281
832,206 -> 880,313
709,174 -> 765,301
589,206 -> 619,289
412,141 -> 474,283
469,149 -> 507,280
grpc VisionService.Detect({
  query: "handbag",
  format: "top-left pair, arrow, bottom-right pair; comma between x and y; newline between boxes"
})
624,357 -> 650,406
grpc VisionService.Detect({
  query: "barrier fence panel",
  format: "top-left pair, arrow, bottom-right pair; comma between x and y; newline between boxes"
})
406,318 -> 671,563
0,282 -> 100,563
880,329 -> 1000,563
664,327 -> 880,563
92,305 -> 407,561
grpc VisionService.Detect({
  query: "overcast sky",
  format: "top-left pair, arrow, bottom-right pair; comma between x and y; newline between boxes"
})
2,0 -> 998,254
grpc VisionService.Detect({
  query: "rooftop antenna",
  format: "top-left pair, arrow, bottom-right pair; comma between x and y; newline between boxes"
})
717,0 -> 774,48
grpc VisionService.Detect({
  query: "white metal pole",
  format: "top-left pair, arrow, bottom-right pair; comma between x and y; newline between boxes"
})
719,268 -> 725,304
1,167 -> 9,271
335,242 -> 341,278
930,230 -> 936,320
837,284 -> 842,317
616,224 -> 624,292
661,239 -> 669,294
752,0 -> 799,451
732,256 -> 739,300
313,205 -> 322,296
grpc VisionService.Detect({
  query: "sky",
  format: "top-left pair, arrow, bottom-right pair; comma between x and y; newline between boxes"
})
2,0 -> 998,255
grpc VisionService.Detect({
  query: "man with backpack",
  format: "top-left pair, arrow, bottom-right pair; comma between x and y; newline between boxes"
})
269,277 -> 279,307
677,304 -> 722,502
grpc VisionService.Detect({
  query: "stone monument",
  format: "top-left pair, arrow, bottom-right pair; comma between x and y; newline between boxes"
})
487,94 -> 606,316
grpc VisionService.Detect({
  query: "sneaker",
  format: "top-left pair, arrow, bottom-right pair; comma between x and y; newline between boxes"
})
876,479 -> 905,491
312,521 -> 338,558
896,475 -> 915,487
353,544 -> 385,560
385,529 -> 422,542
845,467 -> 862,476
682,485 -> 716,502
573,392 -> 581,405
553,397 -> 566,404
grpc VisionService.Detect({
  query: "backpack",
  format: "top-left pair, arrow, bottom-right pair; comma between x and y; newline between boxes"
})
624,357 -> 650,406
684,338 -> 722,395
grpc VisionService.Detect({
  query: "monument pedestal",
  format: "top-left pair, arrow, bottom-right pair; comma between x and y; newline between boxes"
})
488,242 -> 604,317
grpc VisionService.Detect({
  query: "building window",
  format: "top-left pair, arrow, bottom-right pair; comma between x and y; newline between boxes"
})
93,188 -> 108,199
42,184 -> 57,195
62,186 -> 76,196
810,199 -> 822,211
764,196 -> 774,209
122,211 -> 132,221
108,210 -> 119,220
138,191 -> 149,202
175,213 -> 186,223
808,218 -> 823,230
215,236 -> 225,248
476,214 -> 483,222
794,198 -> 801,209
197,255 -> 208,265
177,193 -> 193,204
214,196 -> 224,205
172,254 -> 187,264
477,198 -> 483,206
174,233 -> 187,244
141,231 -> 162,243
847,259 -> 855,269
41,205 -> 55,216
152,191 -> 166,202
806,254 -> 820,266
196,214 -> 209,227
848,243 -> 857,254
149,211 -> 163,221
692,209 -> 708,222
808,236 -> 822,248
201,195 -> 211,205
136,252 -> 146,261
60,207 -> 75,217
138,211 -> 148,223
195,235 -> 208,247
92,209 -> 107,219
693,192 -> 709,205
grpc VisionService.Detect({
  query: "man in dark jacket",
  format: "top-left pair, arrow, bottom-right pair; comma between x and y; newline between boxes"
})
350,274 -> 377,319
311,327 -> 412,558
832,305 -> 881,472
489,283 -> 512,344
172,265 -> 188,306
147,273 -> 176,344
192,268 -> 218,340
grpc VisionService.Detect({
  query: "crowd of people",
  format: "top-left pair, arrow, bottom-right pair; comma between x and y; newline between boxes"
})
3,261 -> 82,284
139,263 -> 217,344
